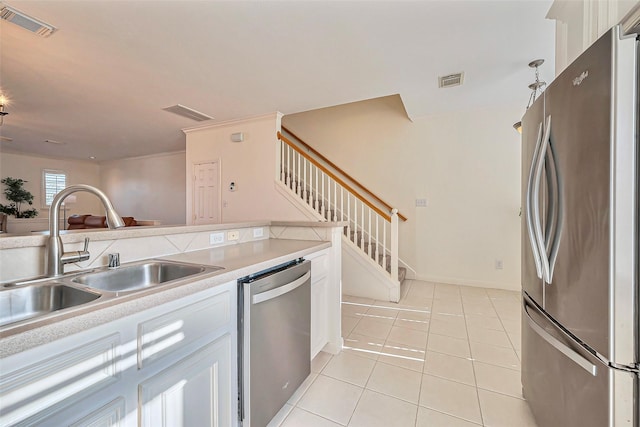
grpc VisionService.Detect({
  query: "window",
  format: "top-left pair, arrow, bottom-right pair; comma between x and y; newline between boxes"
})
43,169 -> 66,206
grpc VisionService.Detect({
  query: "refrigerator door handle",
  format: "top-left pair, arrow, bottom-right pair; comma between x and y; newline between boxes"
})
526,121 -> 544,279
546,130 -> 564,283
523,294 -> 597,376
532,115 -> 552,283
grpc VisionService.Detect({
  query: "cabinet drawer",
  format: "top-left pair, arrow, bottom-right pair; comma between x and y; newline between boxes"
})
0,334 -> 120,426
138,290 -> 231,369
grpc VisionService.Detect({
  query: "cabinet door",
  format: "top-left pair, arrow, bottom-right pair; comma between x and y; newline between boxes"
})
139,334 -> 233,427
311,276 -> 328,358
309,250 -> 329,358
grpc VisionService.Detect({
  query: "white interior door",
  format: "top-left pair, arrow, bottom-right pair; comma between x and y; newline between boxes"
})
192,161 -> 219,224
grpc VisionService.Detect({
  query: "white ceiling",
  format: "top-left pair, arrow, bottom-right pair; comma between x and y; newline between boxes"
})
0,0 -> 555,162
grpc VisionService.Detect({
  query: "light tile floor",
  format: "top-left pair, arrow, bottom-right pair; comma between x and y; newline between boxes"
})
269,280 -> 538,427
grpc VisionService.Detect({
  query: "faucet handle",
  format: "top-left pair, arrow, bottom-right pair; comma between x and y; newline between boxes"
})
108,253 -> 120,269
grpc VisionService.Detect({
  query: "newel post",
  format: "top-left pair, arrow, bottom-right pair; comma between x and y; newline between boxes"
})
391,208 -> 399,283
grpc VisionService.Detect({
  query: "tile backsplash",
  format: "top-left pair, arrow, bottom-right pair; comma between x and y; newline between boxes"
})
0,224 -> 271,283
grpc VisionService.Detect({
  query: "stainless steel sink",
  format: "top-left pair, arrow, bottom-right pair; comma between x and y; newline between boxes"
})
0,283 -> 101,327
72,261 -> 222,293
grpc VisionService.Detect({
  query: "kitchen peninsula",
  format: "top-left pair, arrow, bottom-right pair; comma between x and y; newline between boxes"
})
0,221 -> 343,426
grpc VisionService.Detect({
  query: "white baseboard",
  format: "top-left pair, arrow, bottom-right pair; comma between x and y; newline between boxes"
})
414,274 -> 520,292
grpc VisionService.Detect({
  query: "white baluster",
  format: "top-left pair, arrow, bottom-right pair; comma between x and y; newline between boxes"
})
360,202 -> 365,249
347,192 -> 351,237
391,208 -> 399,282
313,166 -> 320,212
321,173 -> 325,217
297,151 -> 301,196
375,215 -> 379,264
323,175 -> 331,221
382,220 -> 387,271
308,164 -> 313,209
280,139 -> 284,183
368,210 -> 372,258
333,182 -> 337,221
303,158 -> 307,201
341,187 -> 344,223
354,199 -> 358,245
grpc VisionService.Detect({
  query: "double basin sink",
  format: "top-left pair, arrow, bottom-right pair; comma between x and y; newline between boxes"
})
0,260 -> 224,330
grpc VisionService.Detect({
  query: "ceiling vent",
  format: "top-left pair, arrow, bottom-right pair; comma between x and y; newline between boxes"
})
163,104 -> 213,122
438,72 -> 464,88
0,4 -> 56,37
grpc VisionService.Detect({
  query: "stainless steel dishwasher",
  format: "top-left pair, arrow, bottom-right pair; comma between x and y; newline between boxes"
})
238,259 -> 311,427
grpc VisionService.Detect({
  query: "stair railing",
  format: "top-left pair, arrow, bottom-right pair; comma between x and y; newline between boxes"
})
283,126 -> 407,221
277,131 -> 401,283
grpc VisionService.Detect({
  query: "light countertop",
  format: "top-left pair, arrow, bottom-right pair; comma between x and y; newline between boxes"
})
0,238 -> 330,358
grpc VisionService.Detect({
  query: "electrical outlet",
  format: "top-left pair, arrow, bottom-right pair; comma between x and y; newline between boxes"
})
253,228 -> 264,238
210,232 -> 224,245
227,230 -> 240,241
495,259 -> 504,270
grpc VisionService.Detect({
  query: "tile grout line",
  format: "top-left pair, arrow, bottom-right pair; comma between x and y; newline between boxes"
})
487,292 -> 521,362
461,286 -> 487,427
413,280 -> 435,427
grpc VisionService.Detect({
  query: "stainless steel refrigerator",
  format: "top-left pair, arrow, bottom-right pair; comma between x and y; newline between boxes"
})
521,21 -> 639,427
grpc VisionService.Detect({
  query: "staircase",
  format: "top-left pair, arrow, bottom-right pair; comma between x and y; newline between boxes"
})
277,128 -> 407,302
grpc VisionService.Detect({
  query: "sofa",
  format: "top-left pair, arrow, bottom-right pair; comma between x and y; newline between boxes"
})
67,214 -> 137,230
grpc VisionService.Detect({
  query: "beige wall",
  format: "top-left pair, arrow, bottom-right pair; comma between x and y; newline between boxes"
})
100,152 -> 186,225
184,113 -> 307,223
283,96 -> 522,290
0,151 -> 102,223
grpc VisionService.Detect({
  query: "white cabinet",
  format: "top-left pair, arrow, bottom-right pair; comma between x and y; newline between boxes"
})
548,0 -> 639,74
307,249 -> 330,358
0,334 -> 121,426
0,281 -> 237,427
139,334 -> 233,427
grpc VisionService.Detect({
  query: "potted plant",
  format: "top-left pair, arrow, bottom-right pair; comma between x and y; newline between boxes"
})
0,177 -> 39,218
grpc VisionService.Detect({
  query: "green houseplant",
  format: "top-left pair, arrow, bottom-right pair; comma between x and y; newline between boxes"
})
0,177 -> 39,218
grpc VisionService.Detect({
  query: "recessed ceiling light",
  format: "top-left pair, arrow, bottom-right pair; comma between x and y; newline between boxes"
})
45,139 -> 66,145
0,4 -> 56,37
89,156 -> 96,160
163,104 -> 214,121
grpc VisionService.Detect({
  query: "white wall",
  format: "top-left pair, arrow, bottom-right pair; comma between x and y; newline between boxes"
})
184,113 -> 307,223
100,151 -> 186,225
0,151 -> 102,230
283,96 -> 522,290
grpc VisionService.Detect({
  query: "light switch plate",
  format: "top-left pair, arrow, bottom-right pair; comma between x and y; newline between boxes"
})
253,228 -> 264,238
415,198 -> 428,207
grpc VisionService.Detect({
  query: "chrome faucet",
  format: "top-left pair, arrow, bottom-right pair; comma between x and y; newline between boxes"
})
45,184 -> 126,277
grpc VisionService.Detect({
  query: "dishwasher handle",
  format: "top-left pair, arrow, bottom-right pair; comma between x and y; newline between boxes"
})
252,271 -> 311,305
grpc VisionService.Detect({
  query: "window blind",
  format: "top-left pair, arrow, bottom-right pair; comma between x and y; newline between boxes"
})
44,171 -> 66,206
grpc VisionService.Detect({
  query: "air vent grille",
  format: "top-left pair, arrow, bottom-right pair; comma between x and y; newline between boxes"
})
162,104 -> 213,122
1,5 -> 56,37
438,72 -> 464,88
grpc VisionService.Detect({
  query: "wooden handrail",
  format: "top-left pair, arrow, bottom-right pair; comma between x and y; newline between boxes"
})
280,126 -> 408,222
278,132 -> 393,222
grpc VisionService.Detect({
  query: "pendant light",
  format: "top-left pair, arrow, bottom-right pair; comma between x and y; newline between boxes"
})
513,59 -> 546,134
